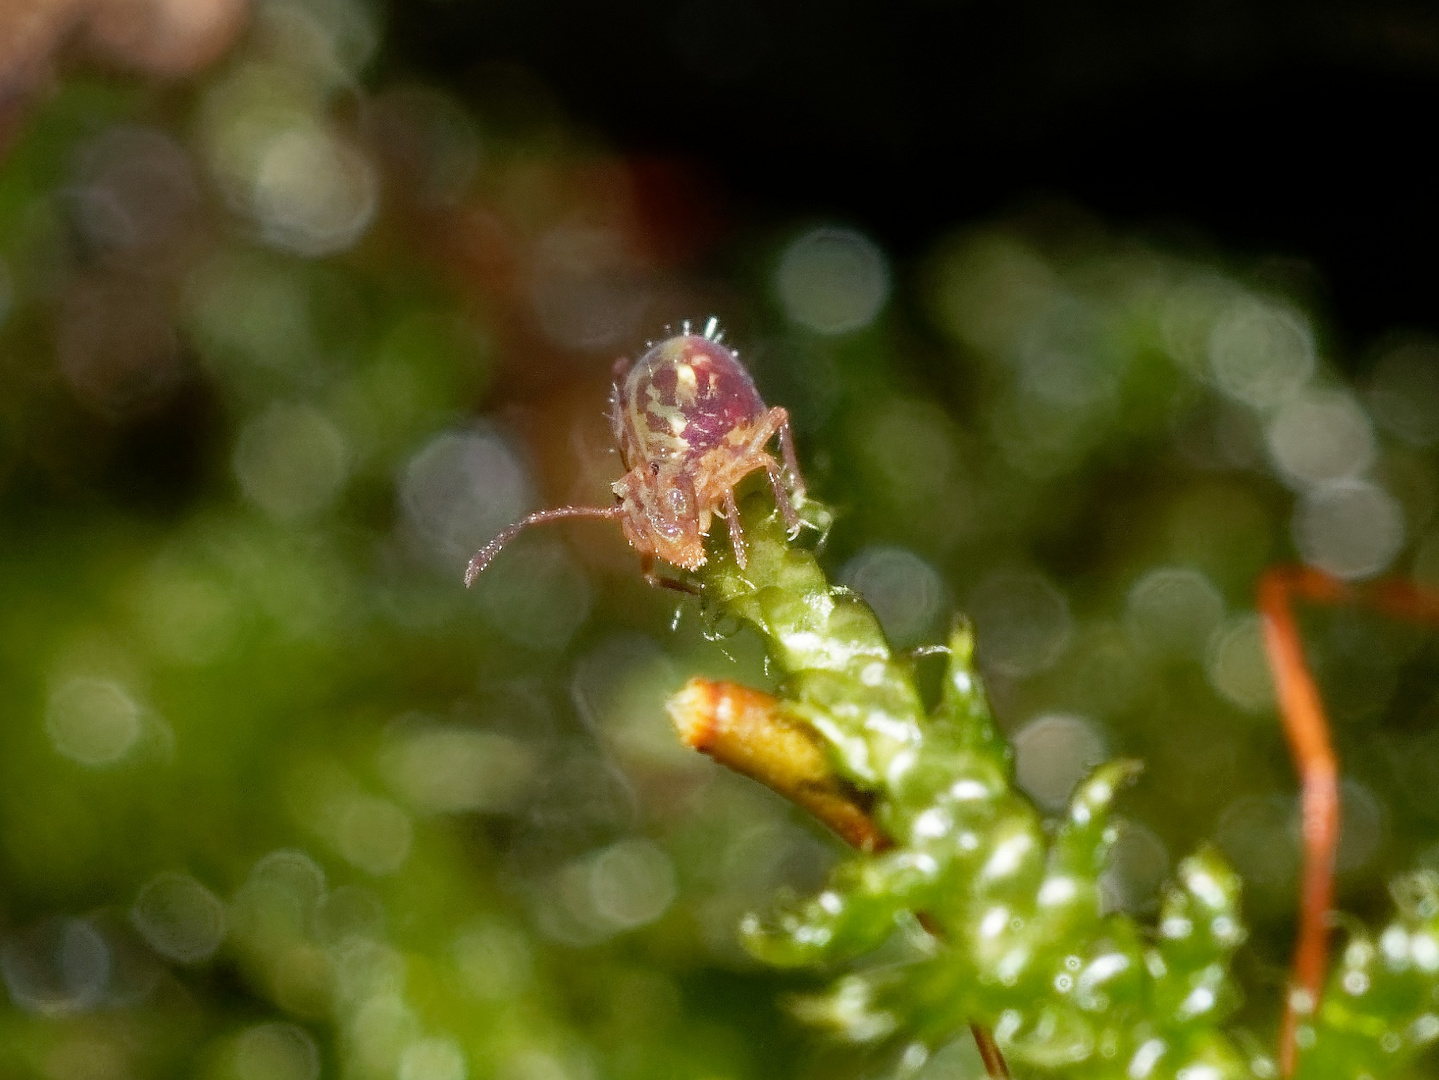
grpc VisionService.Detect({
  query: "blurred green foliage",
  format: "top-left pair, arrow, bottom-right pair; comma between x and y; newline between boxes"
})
4,2 -> 1439,1079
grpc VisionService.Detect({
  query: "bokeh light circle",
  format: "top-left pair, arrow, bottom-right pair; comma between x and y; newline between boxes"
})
841,546 -> 946,648
399,1036 -> 468,1080
45,677 -> 143,767
1293,479 -> 1405,580
1265,390 -> 1375,488
1208,299 -> 1315,408
1368,337 -> 1439,448
1013,714 -> 1107,811
1,918 -> 111,1016
776,226 -> 890,335
235,1022 -> 320,1080
233,402 -> 349,520
1124,567 -> 1224,660
252,125 -> 377,256
131,871 -> 227,964
401,429 -> 532,569
968,570 -> 1073,677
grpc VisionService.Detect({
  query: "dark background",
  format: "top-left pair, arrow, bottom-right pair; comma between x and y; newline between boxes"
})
389,0 -> 1439,355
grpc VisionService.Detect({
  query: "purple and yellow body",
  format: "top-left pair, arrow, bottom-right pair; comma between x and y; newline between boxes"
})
464,320 -> 806,586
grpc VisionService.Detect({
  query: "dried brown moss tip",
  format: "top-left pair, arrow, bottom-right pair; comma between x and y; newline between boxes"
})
667,677 -> 886,853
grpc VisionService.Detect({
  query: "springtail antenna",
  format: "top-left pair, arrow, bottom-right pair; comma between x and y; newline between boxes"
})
464,505 -> 624,586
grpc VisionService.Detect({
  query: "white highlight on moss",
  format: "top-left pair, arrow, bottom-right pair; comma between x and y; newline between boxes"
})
793,925 -> 832,947
978,906 -> 1009,940
1209,915 -> 1241,945
1413,932 -> 1439,972
994,1008 -> 1023,1044
949,778 -> 993,801
911,808 -> 952,840
1128,1037 -> 1166,1078
1081,953 -> 1131,987
1182,865 -> 1229,909
784,632 -> 883,678
980,831 -> 1034,883
891,851 -> 939,879
814,976 -> 895,1042
995,947 -> 1029,985
1410,1013 -> 1439,1044
1345,939 -> 1375,967
1177,984 -> 1216,1019
1160,916 -> 1193,940
1037,876 -> 1078,907
863,711 -> 920,745
1380,925 -> 1410,967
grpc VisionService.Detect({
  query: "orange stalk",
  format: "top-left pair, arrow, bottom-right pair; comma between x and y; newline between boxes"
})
1259,565 -> 1439,1076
